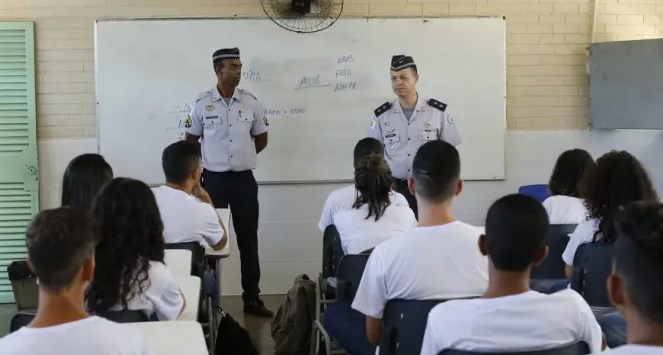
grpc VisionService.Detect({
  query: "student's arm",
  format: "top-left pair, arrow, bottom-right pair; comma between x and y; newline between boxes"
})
351,251 -> 388,344
177,288 -> 187,317
562,222 -> 591,278
573,292 -> 604,353
192,185 -> 228,251
151,263 -> 186,321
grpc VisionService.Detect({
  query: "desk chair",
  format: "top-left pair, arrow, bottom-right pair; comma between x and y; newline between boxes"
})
518,184 -> 550,203
164,242 -> 216,350
314,225 -> 345,352
379,299 -> 449,355
571,243 -> 615,308
440,342 -> 590,355
532,224 -> 577,279
9,312 -> 35,333
312,254 -> 370,355
128,321 -> 208,355
7,260 -> 38,311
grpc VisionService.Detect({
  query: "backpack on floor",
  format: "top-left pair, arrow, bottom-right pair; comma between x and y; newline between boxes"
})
271,274 -> 317,355
214,309 -> 260,355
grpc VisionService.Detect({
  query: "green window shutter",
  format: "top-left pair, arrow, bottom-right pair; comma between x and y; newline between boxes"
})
0,22 -> 39,303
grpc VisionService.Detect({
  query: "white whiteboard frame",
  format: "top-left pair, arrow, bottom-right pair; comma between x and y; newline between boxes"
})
94,16 -> 507,184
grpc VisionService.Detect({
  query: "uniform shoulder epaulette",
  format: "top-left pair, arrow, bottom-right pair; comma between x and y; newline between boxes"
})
374,102 -> 392,117
427,98 -> 447,112
194,90 -> 212,104
239,88 -> 258,101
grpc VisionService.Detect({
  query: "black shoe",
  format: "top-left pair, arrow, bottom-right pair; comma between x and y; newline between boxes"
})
243,299 -> 274,318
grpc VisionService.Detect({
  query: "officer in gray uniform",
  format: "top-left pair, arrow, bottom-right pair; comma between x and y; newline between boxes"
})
185,47 -> 273,317
368,55 -> 462,217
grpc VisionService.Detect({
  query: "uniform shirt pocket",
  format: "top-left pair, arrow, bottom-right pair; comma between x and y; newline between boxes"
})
204,115 -> 221,126
419,129 -> 438,141
238,109 -> 254,123
384,132 -> 401,145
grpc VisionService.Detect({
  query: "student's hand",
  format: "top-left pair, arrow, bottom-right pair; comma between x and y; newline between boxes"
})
192,184 -> 213,205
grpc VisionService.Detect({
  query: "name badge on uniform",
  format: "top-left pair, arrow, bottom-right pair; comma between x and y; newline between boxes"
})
205,115 -> 219,120
205,105 -> 215,112
385,133 -> 396,139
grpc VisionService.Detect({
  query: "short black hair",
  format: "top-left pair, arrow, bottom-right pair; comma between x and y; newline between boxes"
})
353,138 -> 383,165
485,194 -> 549,271
412,140 -> 460,202
548,149 -> 594,197
26,207 -> 99,293
61,154 -> 113,213
614,201 -> 663,323
162,141 -> 201,184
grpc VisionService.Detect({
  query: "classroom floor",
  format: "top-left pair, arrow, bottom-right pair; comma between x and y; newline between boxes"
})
0,295 -> 284,355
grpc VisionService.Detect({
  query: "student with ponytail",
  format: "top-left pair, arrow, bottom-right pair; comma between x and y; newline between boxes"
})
333,153 -> 416,254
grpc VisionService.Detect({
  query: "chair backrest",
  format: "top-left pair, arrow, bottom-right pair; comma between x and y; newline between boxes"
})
518,184 -> 550,202
165,242 -> 205,277
570,243 -> 615,307
98,309 -> 153,323
379,299 -> 447,355
9,312 -> 36,333
532,224 -> 577,279
7,261 -> 39,310
439,342 -> 589,355
321,225 -> 344,279
335,254 -> 370,302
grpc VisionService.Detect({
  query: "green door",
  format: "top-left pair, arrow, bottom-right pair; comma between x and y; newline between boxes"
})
0,22 -> 39,303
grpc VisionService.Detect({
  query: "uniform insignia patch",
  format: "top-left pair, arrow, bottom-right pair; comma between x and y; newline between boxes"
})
205,105 -> 215,112
425,120 -> 433,129
374,102 -> 393,117
263,115 -> 269,126
427,98 -> 447,112
447,115 -> 455,125
184,114 -> 192,128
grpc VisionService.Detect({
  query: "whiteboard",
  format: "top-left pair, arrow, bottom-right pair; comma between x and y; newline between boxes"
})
96,18 -> 506,184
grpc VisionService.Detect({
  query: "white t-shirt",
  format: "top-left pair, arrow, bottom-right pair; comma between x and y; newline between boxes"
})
318,185 -> 410,232
111,261 -> 184,321
542,195 -> 587,225
152,186 -> 224,247
603,345 -> 663,354
0,316 -> 150,355
562,218 -> 600,265
420,290 -> 603,355
334,202 -> 417,254
351,221 -> 488,319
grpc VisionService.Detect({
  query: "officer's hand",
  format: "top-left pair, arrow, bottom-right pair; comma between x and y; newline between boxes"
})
193,185 -> 213,205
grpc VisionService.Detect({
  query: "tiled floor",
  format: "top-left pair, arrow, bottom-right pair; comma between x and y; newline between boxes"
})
0,295 -> 284,355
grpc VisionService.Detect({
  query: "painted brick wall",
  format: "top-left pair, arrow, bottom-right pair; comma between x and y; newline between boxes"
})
1,0 -> 662,138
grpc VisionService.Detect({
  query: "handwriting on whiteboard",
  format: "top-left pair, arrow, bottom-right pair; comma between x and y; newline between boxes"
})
242,69 -> 269,83
263,107 -> 307,116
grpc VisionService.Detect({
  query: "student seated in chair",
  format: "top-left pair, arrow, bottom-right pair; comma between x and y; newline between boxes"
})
318,137 -> 411,232
0,208 -> 149,355
333,153 -> 416,254
86,178 -> 185,321
153,140 -> 228,250
542,149 -> 594,224
420,194 -> 603,355
332,140 -> 488,355
599,201 -> 663,354
562,151 -> 657,282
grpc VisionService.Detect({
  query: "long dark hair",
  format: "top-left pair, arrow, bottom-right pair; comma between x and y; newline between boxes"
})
548,149 -> 594,197
86,178 -> 165,314
61,154 -> 113,213
353,153 -> 394,221
580,151 -> 658,244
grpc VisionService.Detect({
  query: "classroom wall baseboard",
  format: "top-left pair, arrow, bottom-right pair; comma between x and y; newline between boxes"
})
37,130 -> 663,295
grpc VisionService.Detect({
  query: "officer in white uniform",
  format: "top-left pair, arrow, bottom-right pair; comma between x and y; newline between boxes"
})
368,55 -> 462,217
185,47 -> 273,317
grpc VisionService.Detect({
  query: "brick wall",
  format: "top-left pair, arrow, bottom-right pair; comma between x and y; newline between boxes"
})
1,0 -> 662,138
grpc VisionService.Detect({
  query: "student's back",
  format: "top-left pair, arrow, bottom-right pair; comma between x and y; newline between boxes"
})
333,153 -> 416,254
0,316 -> 147,355
0,208 -> 149,355
421,194 -> 601,355
542,149 -> 593,224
